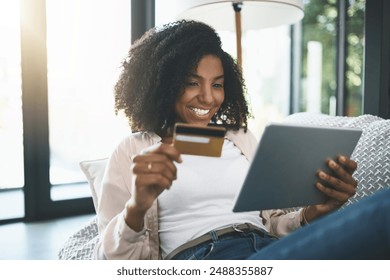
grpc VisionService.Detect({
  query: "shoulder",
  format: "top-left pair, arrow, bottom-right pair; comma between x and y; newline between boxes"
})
226,128 -> 258,161
108,131 -> 161,165
116,131 -> 161,154
226,128 -> 256,139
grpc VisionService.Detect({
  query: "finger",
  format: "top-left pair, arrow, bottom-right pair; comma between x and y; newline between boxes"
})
133,153 -> 178,175
337,155 -> 357,174
138,161 -> 178,181
135,173 -> 174,192
315,181 -> 351,203
132,161 -> 177,181
317,170 -> 357,196
132,163 -> 177,189
141,143 -> 182,163
326,159 -> 357,187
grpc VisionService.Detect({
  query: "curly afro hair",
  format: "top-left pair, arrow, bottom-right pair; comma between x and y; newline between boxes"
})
114,20 -> 250,134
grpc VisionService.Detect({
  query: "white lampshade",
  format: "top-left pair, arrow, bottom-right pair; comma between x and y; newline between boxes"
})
176,0 -> 304,67
177,0 -> 304,31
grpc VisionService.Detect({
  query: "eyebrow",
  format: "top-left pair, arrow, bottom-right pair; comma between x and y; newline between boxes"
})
188,73 -> 225,80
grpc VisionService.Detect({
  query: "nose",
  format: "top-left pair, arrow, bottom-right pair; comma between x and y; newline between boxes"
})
198,84 -> 214,105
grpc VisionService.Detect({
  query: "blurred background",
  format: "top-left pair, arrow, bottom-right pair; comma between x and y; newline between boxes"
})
1,0 -> 385,226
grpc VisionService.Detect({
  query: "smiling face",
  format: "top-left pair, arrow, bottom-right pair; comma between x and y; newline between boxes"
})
175,55 -> 225,127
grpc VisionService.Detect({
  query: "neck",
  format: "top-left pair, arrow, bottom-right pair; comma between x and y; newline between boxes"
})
162,136 -> 173,144
160,126 -> 174,144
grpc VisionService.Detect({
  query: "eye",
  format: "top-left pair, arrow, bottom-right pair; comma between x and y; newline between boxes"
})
213,82 -> 224,88
186,81 -> 199,87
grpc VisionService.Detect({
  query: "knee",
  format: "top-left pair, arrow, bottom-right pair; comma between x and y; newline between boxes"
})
373,188 -> 390,201
370,188 -> 390,213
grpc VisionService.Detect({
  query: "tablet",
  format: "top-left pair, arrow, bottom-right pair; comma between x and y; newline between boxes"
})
232,123 -> 362,212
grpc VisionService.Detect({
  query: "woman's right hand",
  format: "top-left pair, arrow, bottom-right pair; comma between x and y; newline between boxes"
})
124,143 -> 182,231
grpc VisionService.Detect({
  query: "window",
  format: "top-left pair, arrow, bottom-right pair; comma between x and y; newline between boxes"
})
0,0 -> 131,223
299,0 -> 365,116
46,0 -> 131,200
0,0 -> 24,220
300,0 -> 338,114
219,28 -> 292,137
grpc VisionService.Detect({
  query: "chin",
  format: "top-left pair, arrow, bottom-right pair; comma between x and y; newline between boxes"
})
187,118 -> 211,126
190,121 -> 210,127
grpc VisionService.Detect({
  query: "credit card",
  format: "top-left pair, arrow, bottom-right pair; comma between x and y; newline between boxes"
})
173,123 -> 226,157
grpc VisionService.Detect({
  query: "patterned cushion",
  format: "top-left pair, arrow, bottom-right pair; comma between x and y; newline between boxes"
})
58,160 -> 107,260
58,217 -> 99,260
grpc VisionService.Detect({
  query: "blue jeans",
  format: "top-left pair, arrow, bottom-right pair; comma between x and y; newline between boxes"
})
249,188 -> 390,259
171,229 -> 277,260
173,189 -> 390,260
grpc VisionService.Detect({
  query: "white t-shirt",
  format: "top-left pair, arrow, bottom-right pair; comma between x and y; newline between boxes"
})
158,139 -> 266,257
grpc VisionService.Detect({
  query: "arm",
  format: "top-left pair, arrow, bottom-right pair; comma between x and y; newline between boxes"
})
94,137 -> 181,260
94,139 -> 152,259
124,143 -> 182,231
261,208 -> 302,237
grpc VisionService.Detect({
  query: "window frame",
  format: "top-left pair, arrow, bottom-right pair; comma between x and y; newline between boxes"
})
363,0 -> 390,119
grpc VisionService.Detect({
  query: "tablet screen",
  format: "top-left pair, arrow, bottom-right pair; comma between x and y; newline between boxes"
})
233,123 -> 362,212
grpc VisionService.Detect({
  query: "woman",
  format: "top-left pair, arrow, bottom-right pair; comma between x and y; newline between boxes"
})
95,20 -> 388,260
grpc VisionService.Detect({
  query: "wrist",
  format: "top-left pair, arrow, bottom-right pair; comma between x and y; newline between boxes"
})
300,207 -> 309,226
303,205 -> 328,224
124,201 -> 147,232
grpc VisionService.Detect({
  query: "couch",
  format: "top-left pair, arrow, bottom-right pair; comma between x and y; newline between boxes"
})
58,112 -> 390,259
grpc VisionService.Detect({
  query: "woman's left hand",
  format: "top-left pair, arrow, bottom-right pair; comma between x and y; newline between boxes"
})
304,155 -> 358,223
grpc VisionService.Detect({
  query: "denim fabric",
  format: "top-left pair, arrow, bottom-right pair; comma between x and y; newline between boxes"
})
248,188 -> 390,260
171,230 -> 277,260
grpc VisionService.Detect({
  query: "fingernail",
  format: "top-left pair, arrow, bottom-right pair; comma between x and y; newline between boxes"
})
339,156 -> 346,163
329,160 -> 336,167
319,171 -> 326,179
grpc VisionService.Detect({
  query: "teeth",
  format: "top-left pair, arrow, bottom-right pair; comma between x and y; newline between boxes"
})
190,107 -> 210,116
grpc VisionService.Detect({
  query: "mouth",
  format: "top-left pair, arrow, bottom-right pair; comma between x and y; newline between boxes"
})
188,107 -> 211,116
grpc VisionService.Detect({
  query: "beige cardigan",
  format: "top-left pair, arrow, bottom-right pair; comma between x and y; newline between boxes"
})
95,129 -> 303,260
